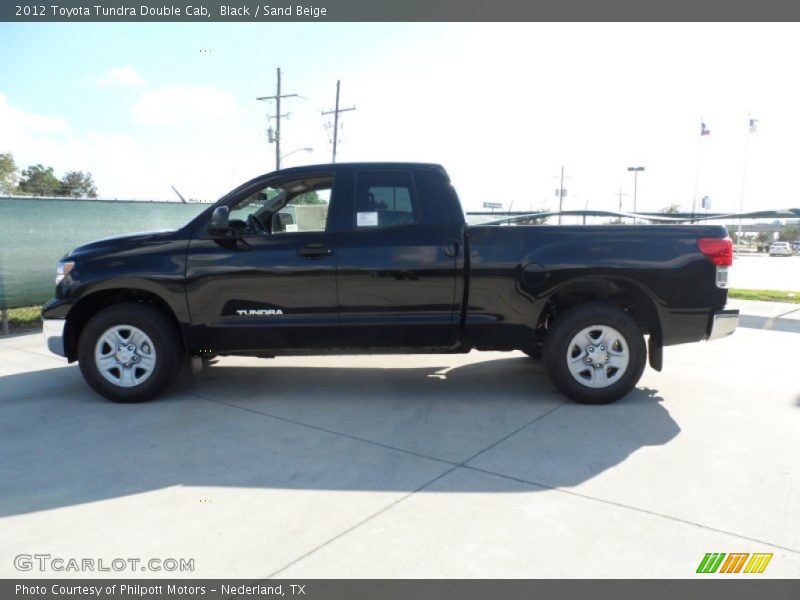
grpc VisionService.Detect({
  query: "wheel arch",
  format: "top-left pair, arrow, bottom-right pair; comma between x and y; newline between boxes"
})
64,288 -> 185,362
534,276 -> 663,370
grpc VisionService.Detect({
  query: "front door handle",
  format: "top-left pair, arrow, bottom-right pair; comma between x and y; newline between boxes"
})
298,243 -> 334,258
444,239 -> 459,257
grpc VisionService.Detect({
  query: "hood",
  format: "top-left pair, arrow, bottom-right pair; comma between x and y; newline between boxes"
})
65,229 -> 178,260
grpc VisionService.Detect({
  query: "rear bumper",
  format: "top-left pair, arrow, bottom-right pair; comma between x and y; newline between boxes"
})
707,309 -> 739,341
43,318 -> 66,357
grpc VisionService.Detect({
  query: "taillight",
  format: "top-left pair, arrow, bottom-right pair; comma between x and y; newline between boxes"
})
698,237 -> 733,267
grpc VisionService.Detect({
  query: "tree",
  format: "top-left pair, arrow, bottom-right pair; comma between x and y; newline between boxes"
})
15,164 -> 98,197
17,164 -> 62,196
756,231 -> 772,252
294,190 -> 325,205
780,225 -> 800,242
61,170 -> 97,198
0,153 -> 19,194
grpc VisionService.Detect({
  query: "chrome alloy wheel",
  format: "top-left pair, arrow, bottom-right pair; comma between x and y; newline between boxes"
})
94,325 -> 157,388
565,325 -> 629,389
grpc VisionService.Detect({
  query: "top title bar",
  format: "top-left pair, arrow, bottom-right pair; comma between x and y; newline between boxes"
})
3,0 -> 800,22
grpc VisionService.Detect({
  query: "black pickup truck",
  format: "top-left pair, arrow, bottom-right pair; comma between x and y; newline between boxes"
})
42,162 -> 738,404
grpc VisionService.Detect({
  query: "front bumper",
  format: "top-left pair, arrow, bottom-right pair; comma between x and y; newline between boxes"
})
707,309 -> 739,341
43,318 -> 66,357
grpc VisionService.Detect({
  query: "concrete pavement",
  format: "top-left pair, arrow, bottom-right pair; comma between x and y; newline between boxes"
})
0,326 -> 799,578
728,299 -> 800,333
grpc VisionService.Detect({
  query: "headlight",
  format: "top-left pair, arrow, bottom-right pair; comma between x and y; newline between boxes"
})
56,261 -> 75,285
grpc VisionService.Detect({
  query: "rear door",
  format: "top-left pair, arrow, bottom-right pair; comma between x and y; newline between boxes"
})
335,169 -> 462,349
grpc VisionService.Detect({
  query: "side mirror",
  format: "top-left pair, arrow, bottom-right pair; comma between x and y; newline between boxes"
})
208,206 -> 230,236
271,212 -> 294,232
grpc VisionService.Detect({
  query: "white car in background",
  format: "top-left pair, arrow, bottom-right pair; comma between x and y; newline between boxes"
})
769,241 -> 793,256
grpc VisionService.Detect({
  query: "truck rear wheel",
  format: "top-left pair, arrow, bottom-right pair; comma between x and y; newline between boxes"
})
77,303 -> 182,403
543,304 -> 646,404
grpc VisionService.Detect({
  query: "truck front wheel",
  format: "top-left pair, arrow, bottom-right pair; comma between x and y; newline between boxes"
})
543,304 -> 646,404
77,303 -> 182,403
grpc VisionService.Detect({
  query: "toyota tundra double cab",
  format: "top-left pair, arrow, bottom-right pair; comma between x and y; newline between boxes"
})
42,162 -> 738,404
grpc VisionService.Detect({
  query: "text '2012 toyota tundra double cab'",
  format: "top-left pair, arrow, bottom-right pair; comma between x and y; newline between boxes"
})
42,163 -> 739,404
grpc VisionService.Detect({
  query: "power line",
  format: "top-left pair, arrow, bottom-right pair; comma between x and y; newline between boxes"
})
321,80 -> 356,163
256,67 -> 300,171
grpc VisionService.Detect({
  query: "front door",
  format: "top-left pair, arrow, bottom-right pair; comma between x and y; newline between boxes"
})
185,172 -> 340,353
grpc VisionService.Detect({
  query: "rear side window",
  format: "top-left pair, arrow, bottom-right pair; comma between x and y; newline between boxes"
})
354,172 -> 418,229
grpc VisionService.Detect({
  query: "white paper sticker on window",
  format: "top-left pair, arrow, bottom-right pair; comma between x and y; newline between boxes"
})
285,224 -> 298,232
357,211 -> 379,227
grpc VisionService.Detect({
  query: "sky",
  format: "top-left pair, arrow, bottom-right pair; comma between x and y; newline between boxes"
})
1,22 -> 800,214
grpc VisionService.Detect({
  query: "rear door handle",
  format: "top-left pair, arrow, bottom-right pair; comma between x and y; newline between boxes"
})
298,243 -> 334,258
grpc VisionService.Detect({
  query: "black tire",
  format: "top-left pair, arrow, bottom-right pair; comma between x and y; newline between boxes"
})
543,303 -> 646,405
77,303 -> 182,403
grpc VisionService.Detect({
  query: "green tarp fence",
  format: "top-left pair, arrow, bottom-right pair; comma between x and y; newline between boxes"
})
0,197 -> 209,309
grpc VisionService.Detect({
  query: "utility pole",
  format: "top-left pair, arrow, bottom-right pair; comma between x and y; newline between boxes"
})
256,67 -> 300,171
553,166 -> 570,225
615,186 -> 629,223
275,68 -> 282,170
322,80 -> 356,163
556,165 -> 570,225
616,187 -> 627,213
558,166 -> 565,225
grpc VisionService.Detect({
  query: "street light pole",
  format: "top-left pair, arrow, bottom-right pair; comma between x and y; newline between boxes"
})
280,147 -> 314,163
627,166 -> 645,222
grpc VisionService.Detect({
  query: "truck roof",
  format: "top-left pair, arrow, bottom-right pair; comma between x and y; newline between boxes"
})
215,162 -> 450,206
267,162 -> 446,177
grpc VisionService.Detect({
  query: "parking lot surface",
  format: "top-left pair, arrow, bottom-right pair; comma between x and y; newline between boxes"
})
0,327 -> 798,578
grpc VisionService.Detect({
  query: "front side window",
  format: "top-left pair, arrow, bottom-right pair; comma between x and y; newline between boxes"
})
228,175 -> 333,235
354,172 -> 418,229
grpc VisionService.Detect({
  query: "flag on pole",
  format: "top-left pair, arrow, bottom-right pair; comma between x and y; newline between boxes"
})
700,122 -> 710,136
749,118 -> 758,133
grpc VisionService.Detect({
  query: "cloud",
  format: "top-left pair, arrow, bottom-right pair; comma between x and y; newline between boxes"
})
97,67 -> 148,87
0,92 -> 257,200
0,92 -> 149,196
0,93 -> 70,138
133,85 -> 241,125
